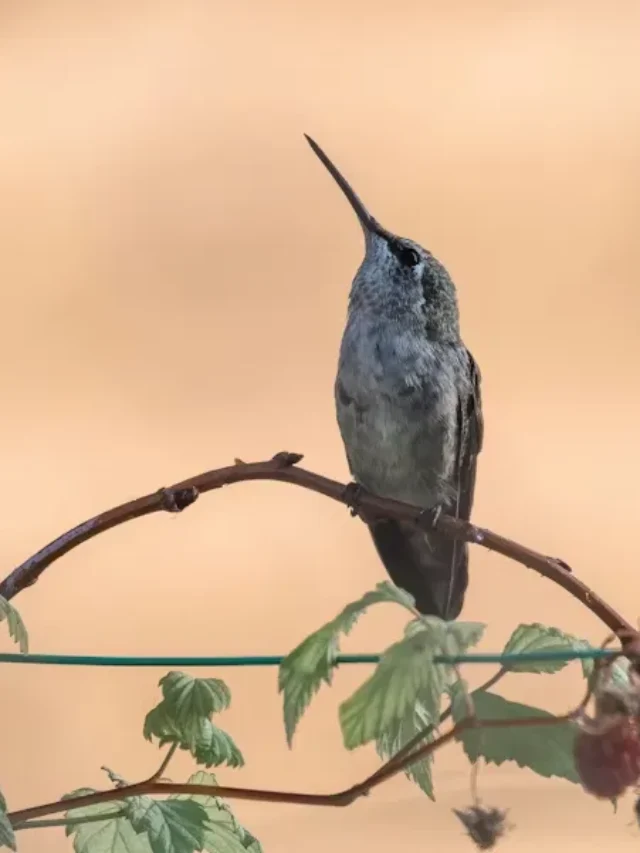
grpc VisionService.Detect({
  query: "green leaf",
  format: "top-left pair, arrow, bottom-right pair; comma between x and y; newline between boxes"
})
375,699 -> 435,800
170,772 -> 255,853
278,581 -> 416,746
445,621 -> 486,653
454,690 -> 579,784
126,798 -> 208,853
161,673 -> 231,720
240,832 -> 263,853
570,641 -> 632,687
200,824 -> 247,853
155,673 -> 231,747
446,677 -> 474,721
0,596 -> 28,653
144,703 -> 182,747
569,638 -> 597,679
64,790 -> 150,853
501,623 -> 587,674
144,673 -> 241,771
192,719 -> 244,769
144,702 -> 243,769
278,623 -> 338,748
340,630 -> 445,750
405,617 -> 486,654
0,790 -> 16,852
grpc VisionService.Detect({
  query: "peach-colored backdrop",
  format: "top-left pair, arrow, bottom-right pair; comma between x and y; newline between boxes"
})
1,1 -> 640,850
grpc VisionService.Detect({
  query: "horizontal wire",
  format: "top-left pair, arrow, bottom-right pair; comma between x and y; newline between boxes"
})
0,648 -> 617,668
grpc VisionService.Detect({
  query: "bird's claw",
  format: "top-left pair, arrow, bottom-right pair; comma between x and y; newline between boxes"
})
418,504 -> 443,529
343,482 -> 364,517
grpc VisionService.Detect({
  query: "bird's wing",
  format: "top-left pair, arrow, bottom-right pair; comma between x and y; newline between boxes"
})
453,347 -> 484,524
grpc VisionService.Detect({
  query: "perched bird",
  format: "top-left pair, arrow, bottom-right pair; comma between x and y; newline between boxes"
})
305,135 -> 483,620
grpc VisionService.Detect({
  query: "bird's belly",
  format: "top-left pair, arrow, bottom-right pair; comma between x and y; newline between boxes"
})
337,395 -> 451,508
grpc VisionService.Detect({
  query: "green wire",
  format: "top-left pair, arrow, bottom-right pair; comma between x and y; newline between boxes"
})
0,648 -> 617,667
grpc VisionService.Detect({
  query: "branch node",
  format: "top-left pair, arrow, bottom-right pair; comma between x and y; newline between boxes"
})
271,451 -> 304,467
158,486 -> 199,513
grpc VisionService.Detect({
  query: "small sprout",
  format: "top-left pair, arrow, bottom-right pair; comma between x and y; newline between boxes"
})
453,805 -> 509,850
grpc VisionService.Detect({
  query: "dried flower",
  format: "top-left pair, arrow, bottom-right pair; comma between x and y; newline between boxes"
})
453,805 -> 509,849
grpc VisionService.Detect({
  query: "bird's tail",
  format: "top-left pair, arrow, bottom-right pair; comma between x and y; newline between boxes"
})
368,519 -> 468,620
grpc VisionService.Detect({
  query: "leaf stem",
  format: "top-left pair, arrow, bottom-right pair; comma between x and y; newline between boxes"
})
145,743 -> 178,783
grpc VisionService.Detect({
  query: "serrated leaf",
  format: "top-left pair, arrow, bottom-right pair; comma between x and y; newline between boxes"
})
454,690 -> 579,783
375,699 -> 435,799
126,798 -> 207,853
161,673 -> 231,720
502,623 -> 587,674
447,677 -> 474,721
444,621 -> 486,654
144,703 -> 182,746
156,673 -> 231,747
569,638 -> 597,679
343,581 -> 418,614
170,772 -> 261,853
64,790 -> 149,853
200,823 -> 247,853
170,773 -> 242,844
340,630 -> 444,750
0,596 -> 28,653
144,702 -> 243,769
405,617 -> 486,656
570,641 -> 631,687
0,790 -> 16,852
192,719 -> 244,769
240,832 -> 263,853
278,624 -> 339,748
278,581 -> 416,746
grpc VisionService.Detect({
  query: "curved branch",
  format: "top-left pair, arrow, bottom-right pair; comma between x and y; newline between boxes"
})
0,451 -> 632,637
6,712 -> 573,824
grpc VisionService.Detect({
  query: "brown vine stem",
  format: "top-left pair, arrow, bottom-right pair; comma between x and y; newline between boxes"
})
368,668 -> 507,783
143,743 -> 178,783
0,452 -> 633,638
7,713 -> 574,824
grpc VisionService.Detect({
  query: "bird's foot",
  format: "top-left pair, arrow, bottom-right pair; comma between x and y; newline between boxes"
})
418,504 -> 443,530
342,481 -> 365,518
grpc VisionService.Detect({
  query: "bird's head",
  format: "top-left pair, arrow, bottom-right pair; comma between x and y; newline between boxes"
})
304,134 -> 459,338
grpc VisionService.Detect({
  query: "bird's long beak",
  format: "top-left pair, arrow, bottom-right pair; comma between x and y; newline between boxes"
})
304,134 -> 387,241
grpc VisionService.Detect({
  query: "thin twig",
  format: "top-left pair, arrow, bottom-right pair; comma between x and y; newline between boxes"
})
0,453 -> 633,639
6,713 -> 575,825
13,812 -> 126,832
144,743 -> 178,783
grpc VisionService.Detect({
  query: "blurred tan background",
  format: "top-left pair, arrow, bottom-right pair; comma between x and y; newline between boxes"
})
1,0 -> 640,849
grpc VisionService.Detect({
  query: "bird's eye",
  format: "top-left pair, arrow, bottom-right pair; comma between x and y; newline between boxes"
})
399,247 -> 420,268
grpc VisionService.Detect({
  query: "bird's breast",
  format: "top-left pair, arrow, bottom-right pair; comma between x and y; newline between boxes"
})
335,319 -> 460,505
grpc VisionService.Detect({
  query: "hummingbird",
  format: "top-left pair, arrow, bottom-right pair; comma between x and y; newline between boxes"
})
305,135 -> 483,620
